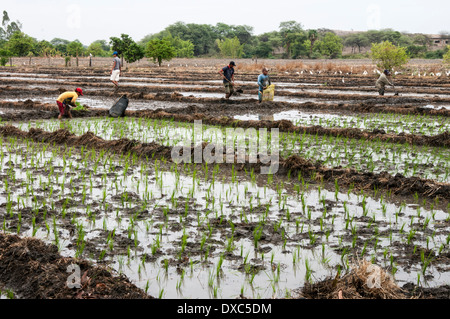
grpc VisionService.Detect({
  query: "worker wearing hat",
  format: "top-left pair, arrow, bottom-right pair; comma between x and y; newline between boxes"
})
111,51 -> 121,91
376,69 -> 394,96
56,88 -> 83,120
219,61 -> 236,99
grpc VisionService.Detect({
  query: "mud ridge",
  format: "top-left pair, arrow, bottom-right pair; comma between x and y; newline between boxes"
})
0,233 -> 152,299
129,110 -> 450,148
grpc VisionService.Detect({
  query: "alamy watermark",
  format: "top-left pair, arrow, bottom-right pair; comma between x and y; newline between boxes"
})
366,264 -> 394,288
66,264 -> 81,289
366,3 -> 381,30
170,120 -> 280,174
66,3 -> 81,29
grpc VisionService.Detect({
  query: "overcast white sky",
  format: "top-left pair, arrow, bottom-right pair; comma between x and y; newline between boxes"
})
2,0 -> 449,44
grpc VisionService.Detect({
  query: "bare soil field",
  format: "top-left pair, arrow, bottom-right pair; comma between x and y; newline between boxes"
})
0,58 -> 449,300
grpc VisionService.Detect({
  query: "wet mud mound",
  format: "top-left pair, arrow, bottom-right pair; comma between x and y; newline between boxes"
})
402,283 -> 450,299
0,101 -> 108,121
0,233 -> 152,299
300,260 -> 406,299
276,155 -> 450,200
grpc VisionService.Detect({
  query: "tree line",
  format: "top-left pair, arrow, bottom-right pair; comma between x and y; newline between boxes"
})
1,10 -> 449,67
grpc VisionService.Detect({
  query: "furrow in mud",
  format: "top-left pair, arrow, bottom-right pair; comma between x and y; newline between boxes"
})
0,124 -> 448,201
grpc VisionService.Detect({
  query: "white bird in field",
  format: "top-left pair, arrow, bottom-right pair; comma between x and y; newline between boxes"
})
342,77 -> 345,83
296,71 -> 300,75
376,69 -> 381,75
285,71 -> 289,74
423,72 -> 426,76
339,70 -> 342,74
446,71 -> 450,76
436,73 -> 441,77
310,70 -> 313,75
430,72 -> 434,76
363,70 -> 368,75
301,71 -> 304,74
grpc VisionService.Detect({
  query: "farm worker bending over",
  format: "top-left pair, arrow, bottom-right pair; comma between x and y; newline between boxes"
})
111,51 -> 121,92
376,69 -> 394,96
56,88 -> 83,120
257,67 -> 271,103
219,61 -> 236,99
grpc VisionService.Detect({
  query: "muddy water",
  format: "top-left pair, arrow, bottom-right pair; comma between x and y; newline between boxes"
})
234,110 -> 450,136
0,96 -> 196,111
283,88 -> 450,98
1,135 -> 449,298
10,116 -> 450,183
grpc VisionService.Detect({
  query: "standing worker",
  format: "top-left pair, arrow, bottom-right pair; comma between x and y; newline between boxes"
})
56,88 -> 83,120
111,51 -> 121,92
376,69 -> 394,96
219,61 -> 236,99
257,67 -> 271,103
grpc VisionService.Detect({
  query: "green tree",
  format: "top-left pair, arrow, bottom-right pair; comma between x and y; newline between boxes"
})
6,31 -> 35,56
145,38 -> 176,66
91,39 -> 110,52
279,21 -> 304,58
314,32 -> 343,58
412,34 -> 430,46
87,41 -> 107,57
110,34 -> 144,64
306,30 -> 318,57
216,36 -> 243,58
164,22 -> 216,56
0,48 -> 12,66
147,33 -> 194,58
254,40 -> 273,58
66,40 -> 85,57
34,40 -> 55,57
254,31 -> 281,58
406,44 -> 427,58
371,40 -> 410,70
443,45 -> 450,65
1,11 -> 22,41
344,33 -> 370,53
170,37 -> 194,58
50,38 -> 70,55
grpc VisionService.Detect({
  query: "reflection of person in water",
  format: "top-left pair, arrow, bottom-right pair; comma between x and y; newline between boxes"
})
257,67 -> 271,103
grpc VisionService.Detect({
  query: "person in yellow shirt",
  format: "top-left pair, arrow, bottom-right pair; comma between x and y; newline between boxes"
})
56,88 -> 83,120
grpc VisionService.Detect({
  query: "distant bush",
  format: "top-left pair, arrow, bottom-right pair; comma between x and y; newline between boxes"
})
443,45 -> 450,65
371,41 -> 409,70
341,52 -> 370,59
425,49 -> 445,59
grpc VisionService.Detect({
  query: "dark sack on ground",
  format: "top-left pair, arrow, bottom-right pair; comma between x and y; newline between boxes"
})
109,95 -> 129,118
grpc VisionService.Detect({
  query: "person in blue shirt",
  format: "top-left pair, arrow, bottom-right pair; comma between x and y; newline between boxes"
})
219,61 -> 236,99
257,67 -> 271,103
